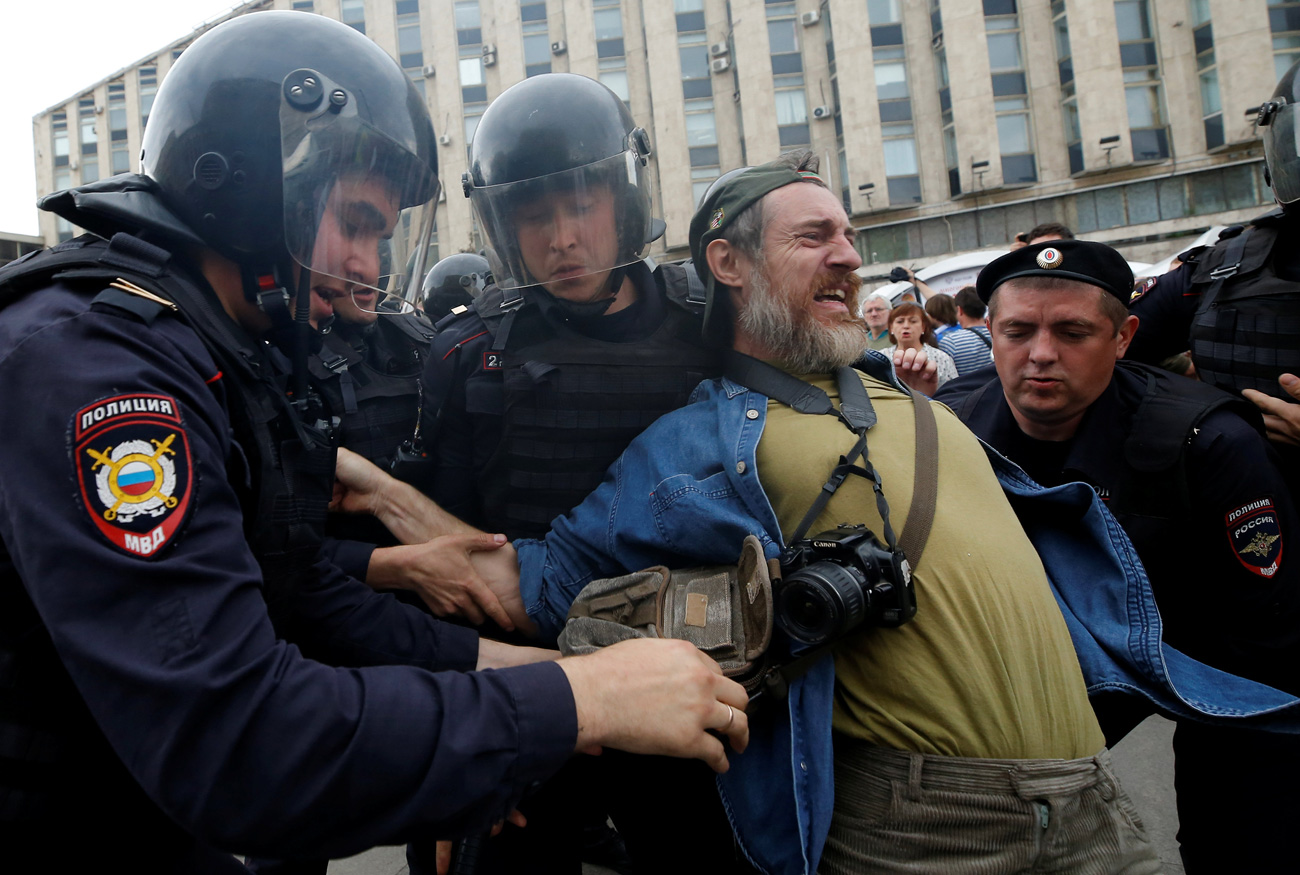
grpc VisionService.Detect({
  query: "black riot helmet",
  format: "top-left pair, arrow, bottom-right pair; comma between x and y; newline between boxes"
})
461,73 -> 654,292
141,11 -> 439,314
1258,57 -> 1300,208
422,252 -> 491,319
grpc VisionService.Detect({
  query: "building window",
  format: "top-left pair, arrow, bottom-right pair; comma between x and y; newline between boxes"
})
594,2 -> 623,57
1270,0 -> 1300,79
79,98 -> 98,184
775,75 -> 809,147
685,96 -> 718,167
1116,0 -> 1169,160
679,21 -> 711,101
522,3 -> 551,79
882,122 -> 920,204
986,6 -> 1035,184
692,167 -> 719,206
341,0 -> 365,34
456,2 -> 486,103
292,0 -> 314,10
139,66 -> 158,129
1192,0 -> 1223,149
52,111 -> 69,169
455,0 -> 481,44
396,0 -> 424,74
1052,0 -> 1082,173
108,82 -> 129,175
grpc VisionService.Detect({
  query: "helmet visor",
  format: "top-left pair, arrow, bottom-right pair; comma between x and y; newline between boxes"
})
467,150 -> 650,293
1264,101 -> 1300,206
282,106 -> 439,315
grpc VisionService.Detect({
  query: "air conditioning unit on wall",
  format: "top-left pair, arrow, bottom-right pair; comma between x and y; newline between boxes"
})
800,10 -> 820,26
710,57 -> 731,74
710,41 -> 729,57
812,105 -> 831,120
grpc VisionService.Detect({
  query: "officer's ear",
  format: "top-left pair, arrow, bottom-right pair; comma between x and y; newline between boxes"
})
705,238 -> 746,289
1115,314 -> 1139,358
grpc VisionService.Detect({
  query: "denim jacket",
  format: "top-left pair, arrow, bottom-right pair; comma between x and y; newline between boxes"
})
516,351 -> 1300,875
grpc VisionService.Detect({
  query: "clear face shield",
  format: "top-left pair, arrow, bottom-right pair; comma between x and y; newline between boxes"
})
465,150 -> 650,296
281,72 -> 439,315
1262,99 -> 1300,206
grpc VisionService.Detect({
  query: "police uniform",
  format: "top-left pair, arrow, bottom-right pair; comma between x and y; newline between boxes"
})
311,311 -> 434,571
938,239 -> 1300,873
422,259 -> 719,539
0,217 -> 576,870
1128,209 -> 1300,399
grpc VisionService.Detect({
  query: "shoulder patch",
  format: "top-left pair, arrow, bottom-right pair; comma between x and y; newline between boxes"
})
482,350 -> 504,371
1130,275 -> 1157,303
73,394 -> 194,559
1225,497 -> 1283,578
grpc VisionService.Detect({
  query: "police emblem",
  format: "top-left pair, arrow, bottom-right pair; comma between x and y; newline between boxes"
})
710,208 -> 725,230
1036,247 -> 1064,269
73,394 -> 194,558
1130,275 -> 1157,303
1226,498 -> 1284,578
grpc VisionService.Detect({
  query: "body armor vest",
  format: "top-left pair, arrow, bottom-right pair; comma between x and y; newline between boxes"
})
0,233 -> 335,826
310,313 -> 432,469
473,265 -> 720,540
1189,215 -> 1300,398
949,361 -> 1261,521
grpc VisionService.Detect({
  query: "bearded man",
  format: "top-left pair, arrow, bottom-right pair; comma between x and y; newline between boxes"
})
338,153 -> 1174,874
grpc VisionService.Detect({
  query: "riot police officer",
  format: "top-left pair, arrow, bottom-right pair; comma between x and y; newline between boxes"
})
376,73 -> 739,874
1128,57 -> 1300,466
423,251 -> 491,320
418,73 -> 719,542
0,13 -> 748,870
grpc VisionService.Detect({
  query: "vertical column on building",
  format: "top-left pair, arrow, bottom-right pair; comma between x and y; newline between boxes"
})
1215,0 -> 1274,146
942,0 -> 1002,193
1063,0 -> 1129,169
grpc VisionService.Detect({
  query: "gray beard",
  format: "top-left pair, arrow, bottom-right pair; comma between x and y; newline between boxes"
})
737,259 -> 867,373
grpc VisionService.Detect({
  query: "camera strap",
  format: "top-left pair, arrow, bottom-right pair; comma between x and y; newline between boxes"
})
721,350 -> 937,567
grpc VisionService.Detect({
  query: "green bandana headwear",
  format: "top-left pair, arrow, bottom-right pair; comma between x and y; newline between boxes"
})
688,160 -> 825,342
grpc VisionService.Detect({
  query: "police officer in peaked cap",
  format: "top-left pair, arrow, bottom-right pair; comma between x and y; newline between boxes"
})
939,239 -> 1300,874
0,13 -> 748,871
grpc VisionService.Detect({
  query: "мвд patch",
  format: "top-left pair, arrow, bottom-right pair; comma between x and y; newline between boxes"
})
1225,497 -> 1283,578
73,393 -> 194,559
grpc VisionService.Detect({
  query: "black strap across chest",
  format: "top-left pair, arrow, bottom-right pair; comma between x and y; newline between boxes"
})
721,351 -> 938,567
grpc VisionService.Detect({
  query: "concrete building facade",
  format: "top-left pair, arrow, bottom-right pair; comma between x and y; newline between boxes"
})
31,0 -> 1299,274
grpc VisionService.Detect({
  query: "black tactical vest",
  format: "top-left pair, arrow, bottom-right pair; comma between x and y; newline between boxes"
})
472,265 -> 720,540
310,312 -> 433,469
1189,216 -> 1300,398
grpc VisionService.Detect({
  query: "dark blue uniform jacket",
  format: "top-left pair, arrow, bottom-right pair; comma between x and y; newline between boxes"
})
0,276 -> 575,868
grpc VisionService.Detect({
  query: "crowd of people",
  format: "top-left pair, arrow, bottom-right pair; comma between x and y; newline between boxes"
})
4,10 -> 1300,875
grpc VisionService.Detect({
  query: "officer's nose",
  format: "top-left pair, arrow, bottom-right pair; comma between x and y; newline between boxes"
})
346,240 -> 382,288
549,211 -> 581,252
1027,330 -> 1058,364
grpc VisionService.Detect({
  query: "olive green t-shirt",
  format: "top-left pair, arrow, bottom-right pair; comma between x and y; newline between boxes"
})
756,371 -> 1104,760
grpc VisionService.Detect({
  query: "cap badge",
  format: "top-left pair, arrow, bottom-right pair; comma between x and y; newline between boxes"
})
1036,247 -> 1063,269
709,208 -> 725,230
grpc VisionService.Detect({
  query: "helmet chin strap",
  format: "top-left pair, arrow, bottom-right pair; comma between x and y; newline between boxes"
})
242,261 -> 322,416
556,265 -> 630,318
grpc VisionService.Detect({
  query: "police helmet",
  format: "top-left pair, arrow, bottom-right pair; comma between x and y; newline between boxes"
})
461,74 -> 653,291
1258,57 -> 1300,207
141,11 -> 438,313
422,252 -> 491,318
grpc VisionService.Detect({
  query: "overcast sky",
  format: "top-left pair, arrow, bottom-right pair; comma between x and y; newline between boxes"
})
0,1 -> 242,236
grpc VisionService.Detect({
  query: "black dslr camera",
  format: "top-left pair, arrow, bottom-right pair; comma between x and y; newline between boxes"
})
775,524 -> 916,647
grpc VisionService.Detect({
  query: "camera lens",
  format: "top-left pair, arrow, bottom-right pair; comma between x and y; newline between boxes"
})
776,561 -> 868,646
